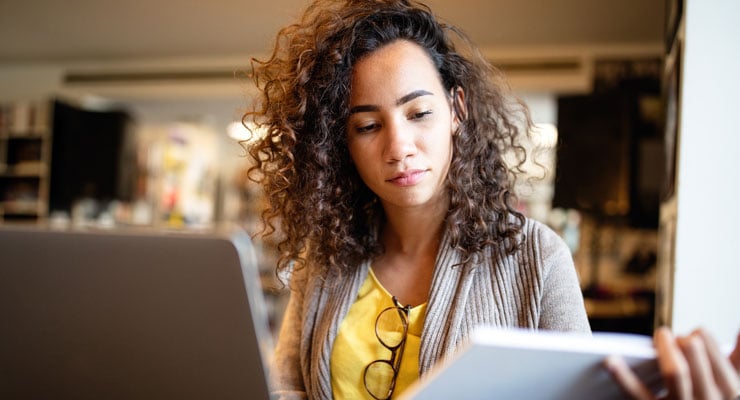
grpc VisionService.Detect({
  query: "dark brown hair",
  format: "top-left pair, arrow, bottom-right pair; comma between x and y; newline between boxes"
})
244,0 -> 529,280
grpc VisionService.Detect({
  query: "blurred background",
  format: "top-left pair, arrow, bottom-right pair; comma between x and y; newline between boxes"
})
2,0 -> 736,341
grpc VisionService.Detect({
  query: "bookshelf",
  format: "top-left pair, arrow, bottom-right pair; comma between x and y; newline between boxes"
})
0,101 -> 53,223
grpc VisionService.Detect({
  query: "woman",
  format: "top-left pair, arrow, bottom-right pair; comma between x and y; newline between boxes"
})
243,0 -> 740,399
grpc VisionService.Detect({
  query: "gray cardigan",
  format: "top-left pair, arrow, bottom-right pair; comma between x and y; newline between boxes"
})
271,218 -> 591,399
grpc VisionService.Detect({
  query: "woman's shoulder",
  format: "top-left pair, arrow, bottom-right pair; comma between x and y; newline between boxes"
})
521,217 -> 567,251
517,217 -> 575,273
285,262 -> 323,294
475,216 -> 577,295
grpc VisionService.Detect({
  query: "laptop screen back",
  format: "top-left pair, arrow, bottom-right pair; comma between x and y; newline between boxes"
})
0,225 -> 272,400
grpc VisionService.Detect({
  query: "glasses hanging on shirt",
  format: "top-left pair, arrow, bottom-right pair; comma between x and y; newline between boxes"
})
363,296 -> 412,400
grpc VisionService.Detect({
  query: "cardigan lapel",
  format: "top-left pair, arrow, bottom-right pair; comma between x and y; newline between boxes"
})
418,230 -> 478,375
309,260 -> 371,399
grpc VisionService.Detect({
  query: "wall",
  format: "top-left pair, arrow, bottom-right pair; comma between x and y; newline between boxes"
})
0,64 -> 63,101
671,0 -> 740,344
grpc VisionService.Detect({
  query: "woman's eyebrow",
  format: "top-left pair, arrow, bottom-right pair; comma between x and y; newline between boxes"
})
349,104 -> 379,114
349,89 -> 434,115
396,89 -> 432,106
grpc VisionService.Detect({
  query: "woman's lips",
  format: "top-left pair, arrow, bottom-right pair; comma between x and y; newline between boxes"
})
388,169 -> 427,186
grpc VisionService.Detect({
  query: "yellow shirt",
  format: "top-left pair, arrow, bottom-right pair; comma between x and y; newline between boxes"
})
331,268 -> 427,399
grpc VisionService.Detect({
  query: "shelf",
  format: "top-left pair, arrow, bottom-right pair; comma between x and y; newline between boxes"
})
0,132 -> 49,140
0,100 -> 52,224
0,162 -> 48,177
1,200 -> 44,216
584,296 -> 653,319
0,172 -> 45,179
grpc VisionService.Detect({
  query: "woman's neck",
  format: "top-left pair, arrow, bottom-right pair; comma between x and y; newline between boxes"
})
371,200 -> 448,306
380,200 -> 447,257
381,217 -> 442,259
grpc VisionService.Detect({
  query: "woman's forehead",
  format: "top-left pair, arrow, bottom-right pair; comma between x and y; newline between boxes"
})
349,40 -> 445,104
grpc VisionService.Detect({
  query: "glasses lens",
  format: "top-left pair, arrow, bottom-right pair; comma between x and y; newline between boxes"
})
364,360 -> 395,400
375,307 -> 408,348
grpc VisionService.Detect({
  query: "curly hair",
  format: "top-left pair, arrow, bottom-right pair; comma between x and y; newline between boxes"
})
244,0 -> 530,281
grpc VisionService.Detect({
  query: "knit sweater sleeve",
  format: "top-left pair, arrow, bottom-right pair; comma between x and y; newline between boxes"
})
534,221 -> 591,333
270,267 -> 310,400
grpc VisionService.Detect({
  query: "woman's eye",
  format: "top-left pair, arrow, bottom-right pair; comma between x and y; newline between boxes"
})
355,123 -> 378,133
411,110 -> 432,120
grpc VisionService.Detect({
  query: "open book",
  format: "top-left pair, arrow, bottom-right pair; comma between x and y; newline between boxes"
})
400,327 -> 662,400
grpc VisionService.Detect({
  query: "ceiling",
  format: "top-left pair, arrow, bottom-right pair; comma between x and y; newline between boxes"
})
0,0 -> 665,63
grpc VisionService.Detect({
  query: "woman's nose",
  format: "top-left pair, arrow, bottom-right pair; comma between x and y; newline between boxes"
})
383,121 -> 417,163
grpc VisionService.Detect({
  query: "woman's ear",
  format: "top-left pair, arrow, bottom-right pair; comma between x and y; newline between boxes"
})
450,86 -> 467,134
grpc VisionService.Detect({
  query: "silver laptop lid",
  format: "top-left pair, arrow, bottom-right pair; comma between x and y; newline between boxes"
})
0,225 -> 273,399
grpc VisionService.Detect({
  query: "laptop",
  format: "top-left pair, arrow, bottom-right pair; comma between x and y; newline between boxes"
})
0,224 -> 273,399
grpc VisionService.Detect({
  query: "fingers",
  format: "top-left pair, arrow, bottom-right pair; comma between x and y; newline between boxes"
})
730,332 -> 740,373
616,327 -> 740,400
604,355 -> 654,400
693,329 -> 740,399
654,327 -> 693,399
605,328 -> 740,400
677,333 -> 722,399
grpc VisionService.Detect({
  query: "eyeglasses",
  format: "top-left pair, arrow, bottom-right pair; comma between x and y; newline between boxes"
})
363,296 -> 411,400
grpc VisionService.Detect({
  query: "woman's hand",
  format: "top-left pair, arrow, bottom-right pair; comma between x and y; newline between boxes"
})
604,327 -> 740,399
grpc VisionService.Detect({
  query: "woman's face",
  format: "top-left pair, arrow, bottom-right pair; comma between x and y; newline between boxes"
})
346,40 -> 459,213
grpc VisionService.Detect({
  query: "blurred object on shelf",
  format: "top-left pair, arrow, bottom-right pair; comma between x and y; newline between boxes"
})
574,215 -> 658,335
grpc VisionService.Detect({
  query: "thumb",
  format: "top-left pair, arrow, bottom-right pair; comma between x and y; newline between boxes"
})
730,331 -> 740,373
